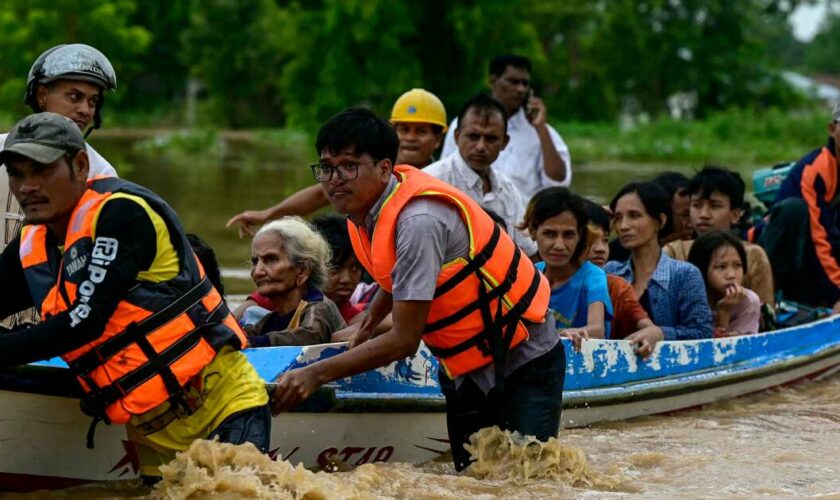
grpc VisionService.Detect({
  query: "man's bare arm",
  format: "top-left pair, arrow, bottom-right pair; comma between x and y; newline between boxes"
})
270,300 -> 430,413
226,185 -> 329,237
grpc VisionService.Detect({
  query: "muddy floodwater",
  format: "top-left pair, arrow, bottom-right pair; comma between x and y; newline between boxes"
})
8,135 -> 836,498
11,373 -> 839,498
157,373 -> 840,498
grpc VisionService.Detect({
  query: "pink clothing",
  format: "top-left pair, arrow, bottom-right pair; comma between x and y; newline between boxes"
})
714,288 -> 761,337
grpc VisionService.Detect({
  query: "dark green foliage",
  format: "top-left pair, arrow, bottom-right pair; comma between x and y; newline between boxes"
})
0,0 -> 823,128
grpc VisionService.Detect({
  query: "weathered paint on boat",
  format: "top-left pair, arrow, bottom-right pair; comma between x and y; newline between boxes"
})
0,315 -> 837,490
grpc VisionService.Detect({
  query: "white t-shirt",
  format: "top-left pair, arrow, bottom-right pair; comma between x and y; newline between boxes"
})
441,107 -> 572,201
0,133 -> 118,248
423,152 -> 538,256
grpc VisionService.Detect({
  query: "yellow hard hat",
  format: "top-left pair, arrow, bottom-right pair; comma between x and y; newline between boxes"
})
390,88 -> 448,132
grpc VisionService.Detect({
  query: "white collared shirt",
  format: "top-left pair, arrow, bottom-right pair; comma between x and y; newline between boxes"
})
423,152 -> 538,256
441,108 -> 572,200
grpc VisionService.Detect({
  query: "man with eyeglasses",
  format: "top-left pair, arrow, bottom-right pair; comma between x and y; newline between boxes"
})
271,108 -> 564,473
441,54 -> 571,200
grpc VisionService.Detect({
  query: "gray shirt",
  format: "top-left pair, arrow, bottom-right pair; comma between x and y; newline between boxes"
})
365,174 -> 559,394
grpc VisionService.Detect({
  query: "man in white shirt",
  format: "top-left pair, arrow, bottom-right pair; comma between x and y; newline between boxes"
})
442,54 -> 571,200
425,93 -> 538,257
1,44 -> 118,251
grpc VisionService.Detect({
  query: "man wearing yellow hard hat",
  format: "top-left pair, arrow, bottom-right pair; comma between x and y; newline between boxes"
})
227,88 -> 448,235
390,88 -> 447,168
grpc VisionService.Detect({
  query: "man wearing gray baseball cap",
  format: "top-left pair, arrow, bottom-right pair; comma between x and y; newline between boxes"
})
0,112 -> 271,484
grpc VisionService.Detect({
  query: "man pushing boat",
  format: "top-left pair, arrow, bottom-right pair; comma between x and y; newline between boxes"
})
0,113 -> 270,483
271,108 -> 565,472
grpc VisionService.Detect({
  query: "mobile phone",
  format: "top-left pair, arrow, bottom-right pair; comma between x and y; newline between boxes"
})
526,89 -> 538,121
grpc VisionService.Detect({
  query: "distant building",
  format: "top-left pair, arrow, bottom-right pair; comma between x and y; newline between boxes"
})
782,71 -> 840,103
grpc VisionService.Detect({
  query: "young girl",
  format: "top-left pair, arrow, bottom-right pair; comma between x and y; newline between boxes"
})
521,187 -> 613,350
688,230 -> 760,337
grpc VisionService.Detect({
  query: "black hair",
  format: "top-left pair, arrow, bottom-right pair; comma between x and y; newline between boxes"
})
483,207 -> 508,231
310,214 -> 354,267
456,93 -> 508,133
315,108 -> 398,165
584,199 -> 611,233
187,233 -> 224,296
489,54 -> 532,77
687,230 -> 748,290
521,187 -> 589,263
652,171 -> 690,199
688,165 -> 745,209
609,181 -> 673,238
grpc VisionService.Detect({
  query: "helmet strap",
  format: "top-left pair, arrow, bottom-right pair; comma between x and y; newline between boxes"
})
85,94 -> 106,139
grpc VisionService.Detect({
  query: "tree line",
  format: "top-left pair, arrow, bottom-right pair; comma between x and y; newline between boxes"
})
0,0 -> 831,130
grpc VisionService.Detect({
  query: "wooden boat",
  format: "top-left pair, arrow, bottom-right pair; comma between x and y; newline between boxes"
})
0,314 -> 838,491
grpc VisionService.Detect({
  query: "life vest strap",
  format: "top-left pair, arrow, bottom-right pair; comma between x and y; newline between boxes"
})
425,238 -> 521,334
425,255 -> 543,359
433,224 -> 501,299
78,320 -> 212,419
69,277 -> 214,376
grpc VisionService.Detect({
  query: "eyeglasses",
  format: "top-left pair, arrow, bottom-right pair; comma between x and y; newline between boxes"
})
310,159 -> 379,182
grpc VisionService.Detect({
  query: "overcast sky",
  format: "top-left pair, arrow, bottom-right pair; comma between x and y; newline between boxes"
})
791,1 -> 836,41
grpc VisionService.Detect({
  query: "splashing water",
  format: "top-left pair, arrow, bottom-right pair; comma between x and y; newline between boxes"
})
154,427 -> 631,499
463,427 -> 635,491
154,440 -> 374,499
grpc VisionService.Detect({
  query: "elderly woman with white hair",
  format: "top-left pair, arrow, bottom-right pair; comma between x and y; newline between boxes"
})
242,216 -> 346,346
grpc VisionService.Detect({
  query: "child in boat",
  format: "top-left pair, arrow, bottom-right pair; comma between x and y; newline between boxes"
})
688,230 -> 761,337
521,187 -> 612,350
310,214 -> 366,322
583,200 -> 664,356
243,216 -> 346,346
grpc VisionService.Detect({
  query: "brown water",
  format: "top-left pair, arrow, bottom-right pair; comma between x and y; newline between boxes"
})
152,373 -> 840,498
23,134 -> 832,498
11,374 -> 839,498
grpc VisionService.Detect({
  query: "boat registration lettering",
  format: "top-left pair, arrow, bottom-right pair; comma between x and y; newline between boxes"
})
317,445 -> 394,466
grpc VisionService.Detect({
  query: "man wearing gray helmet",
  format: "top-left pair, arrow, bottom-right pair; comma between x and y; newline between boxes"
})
1,44 -> 119,249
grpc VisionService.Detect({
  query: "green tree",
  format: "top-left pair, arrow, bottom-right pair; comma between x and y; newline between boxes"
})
0,0 -> 150,123
182,0 -> 287,128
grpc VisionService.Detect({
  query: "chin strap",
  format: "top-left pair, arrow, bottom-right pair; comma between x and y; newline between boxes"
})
83,94 -> 105,139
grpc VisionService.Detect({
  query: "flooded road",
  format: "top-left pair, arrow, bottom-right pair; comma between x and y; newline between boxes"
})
10,135 -> 834,498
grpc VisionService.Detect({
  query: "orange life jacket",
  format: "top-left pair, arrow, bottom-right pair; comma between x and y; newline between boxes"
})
19,178 -> 246,426
347,165 -> 550,379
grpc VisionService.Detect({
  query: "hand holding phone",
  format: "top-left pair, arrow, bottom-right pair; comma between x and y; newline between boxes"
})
525,89 -> 545,126
526,89 -> 537,120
